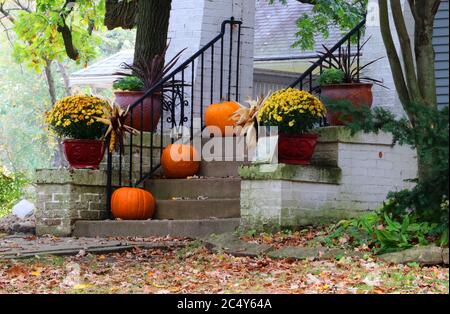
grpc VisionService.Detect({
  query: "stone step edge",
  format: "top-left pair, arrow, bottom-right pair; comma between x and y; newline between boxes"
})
201,233 -> 450,265
238,163 -> 342,185
201,232 -> 363,260
73,219 -> 241,238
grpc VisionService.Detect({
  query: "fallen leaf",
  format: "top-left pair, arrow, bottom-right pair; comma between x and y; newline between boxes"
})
73,284 -> 92,290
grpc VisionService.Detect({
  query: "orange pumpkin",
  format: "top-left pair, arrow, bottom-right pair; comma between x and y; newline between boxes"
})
205,101 -> 240,136
111,187 -> 156,220
161,144 -> 200,179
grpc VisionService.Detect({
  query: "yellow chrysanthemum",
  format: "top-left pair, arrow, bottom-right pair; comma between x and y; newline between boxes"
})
258,88 -> 326,132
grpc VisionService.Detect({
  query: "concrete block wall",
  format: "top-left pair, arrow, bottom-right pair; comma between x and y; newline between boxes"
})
34,169 -> 109,236
240,127 -> 418,231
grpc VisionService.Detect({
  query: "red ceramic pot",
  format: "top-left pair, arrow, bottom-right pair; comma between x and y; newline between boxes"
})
63,139 -> 105,170
278,133 -> 319,165
114,91 -> 161,132
321,83 -> 373,126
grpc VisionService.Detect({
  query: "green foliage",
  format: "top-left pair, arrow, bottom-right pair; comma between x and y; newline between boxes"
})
113,76 -> 144,91
270,0 -> 367,51
324,211 -> 443,254
324,100 -> 449,235
0,33 -> 56,175
0,167 -> 28,217
9,0 -> 105,72
317,68 -> 345,86
98,28 -> 136,55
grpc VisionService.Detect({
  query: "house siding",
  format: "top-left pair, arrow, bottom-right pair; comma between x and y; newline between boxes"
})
434,0 -> 449,107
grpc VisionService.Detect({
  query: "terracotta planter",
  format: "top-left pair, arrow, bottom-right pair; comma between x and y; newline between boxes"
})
114,91 -> 161,132
321,83 -> 373,126
63,139 -> 105,170
278,133 -> 319,165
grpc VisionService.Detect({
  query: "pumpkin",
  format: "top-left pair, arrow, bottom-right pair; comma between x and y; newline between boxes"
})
161,144 -> 200,179
111,187 -> 156,220
205,101 -> 240,136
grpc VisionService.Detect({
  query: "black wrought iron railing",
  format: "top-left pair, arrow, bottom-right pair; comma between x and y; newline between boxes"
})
105,18 -> 242,211
289,19 -> 367,93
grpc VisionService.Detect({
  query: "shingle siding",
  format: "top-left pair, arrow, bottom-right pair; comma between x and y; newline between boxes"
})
434,0 -> 449,107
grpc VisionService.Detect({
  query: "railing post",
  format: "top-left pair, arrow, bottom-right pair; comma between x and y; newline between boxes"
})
109,18 -> 244,188
105,138 -> 113,216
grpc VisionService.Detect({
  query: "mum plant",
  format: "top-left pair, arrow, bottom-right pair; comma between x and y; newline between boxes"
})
45,95 -> 109,169
45,95 -> 108,140
258,88 -> 326,134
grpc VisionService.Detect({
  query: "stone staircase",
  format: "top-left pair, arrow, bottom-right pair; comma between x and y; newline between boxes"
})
73,138 -> 249,238
145,161 -> 244,220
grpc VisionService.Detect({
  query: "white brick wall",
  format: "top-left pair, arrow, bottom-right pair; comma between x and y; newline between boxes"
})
241,130 -> 419,228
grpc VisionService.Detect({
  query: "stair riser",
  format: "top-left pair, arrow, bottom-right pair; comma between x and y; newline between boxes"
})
73,219 -> 241,238
154,199 -> 241,220
199,161 -> 249,177
145,179 -> 241,199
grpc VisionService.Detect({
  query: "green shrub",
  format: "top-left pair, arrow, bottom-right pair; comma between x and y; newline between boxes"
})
320,100 -> 449,248
323,211 -> 444,254
0,167 -> 28,217
324,101 -> 449,226
317,68 -> 345,86
113,76 -> 144,91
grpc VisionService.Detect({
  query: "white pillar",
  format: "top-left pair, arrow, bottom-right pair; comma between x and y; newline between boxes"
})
165,0 -> 256,132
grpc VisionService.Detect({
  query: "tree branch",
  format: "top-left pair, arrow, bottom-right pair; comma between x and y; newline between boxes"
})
390,0 -> 422,103
56,1 -> 79,61
407,0 -> 418,21
378,0 -> 411,112
431,0 -> 441,16
57,61 -> 72,96
43,59 -> 57,105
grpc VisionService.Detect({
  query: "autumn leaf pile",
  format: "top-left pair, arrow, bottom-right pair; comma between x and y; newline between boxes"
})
0,243 -> 448,294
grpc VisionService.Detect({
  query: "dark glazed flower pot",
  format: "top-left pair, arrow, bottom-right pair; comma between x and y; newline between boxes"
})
321,83 -> 373,126
63,139 -> 105,170
114,91 -> 162,132
278,133 -> 319,165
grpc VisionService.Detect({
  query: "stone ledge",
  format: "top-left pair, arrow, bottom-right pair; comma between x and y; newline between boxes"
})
203,233 -> 363,260
317,126 -> 395,146
35,169 -> 107,186
379,245 -> 449,266
238,163 -> 341,184
203,233 -> 448,265
35,168 -> 141,186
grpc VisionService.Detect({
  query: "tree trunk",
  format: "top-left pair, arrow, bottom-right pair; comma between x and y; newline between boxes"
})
105,0 -> 138,30
133,0 -> 172,70
57,62 -> 72,96
415,20 -> 438,107
43,59 -> 57,105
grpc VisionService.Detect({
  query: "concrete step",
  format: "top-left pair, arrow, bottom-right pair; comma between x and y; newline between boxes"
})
145,178 -> 241,199
155,199 -> 240,220
73,218 -> 241,238
199,161 -> 249,178
200,136 -> 249,161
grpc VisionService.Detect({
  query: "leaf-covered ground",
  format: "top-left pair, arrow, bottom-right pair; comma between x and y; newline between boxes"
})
0,242 -> 448,294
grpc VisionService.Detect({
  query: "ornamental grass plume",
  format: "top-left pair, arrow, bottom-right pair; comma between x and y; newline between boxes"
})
95,102 -> 138,154
230,93 -> 271,148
